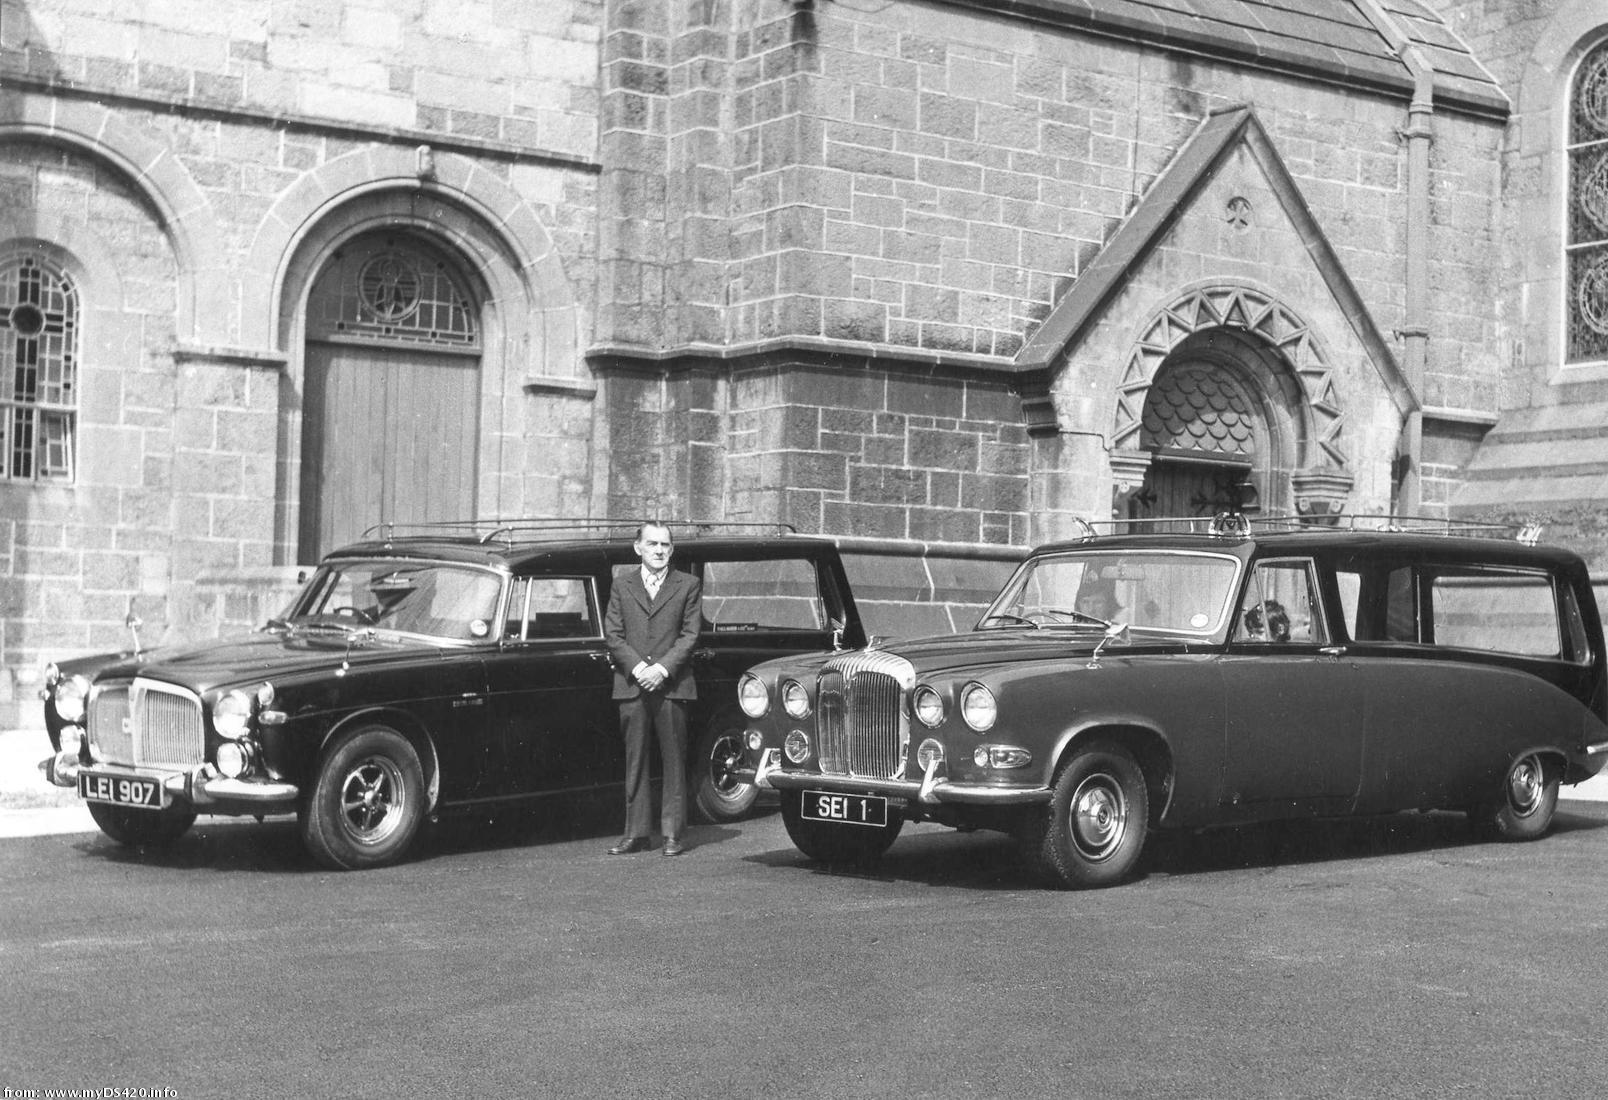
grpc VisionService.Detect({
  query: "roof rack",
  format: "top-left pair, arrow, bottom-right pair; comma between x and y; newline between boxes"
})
1075,512 -> 1545,544
357,518 -> 799,549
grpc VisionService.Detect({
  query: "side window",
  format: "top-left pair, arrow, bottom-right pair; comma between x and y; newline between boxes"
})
701,558 -> 827,632
1236,560 -> 1326,644
505,576 -> 598,641
1428,569 -> 1562,658
1334,569 -> 1362,639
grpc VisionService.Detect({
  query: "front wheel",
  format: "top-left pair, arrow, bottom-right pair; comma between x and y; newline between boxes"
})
780,789 -> 903,865
88,801 -> 197,848
691,717 -> 759,823
1021,741 -> 1149,889
299,726 -> 426,870
1477,752 -> 1559,841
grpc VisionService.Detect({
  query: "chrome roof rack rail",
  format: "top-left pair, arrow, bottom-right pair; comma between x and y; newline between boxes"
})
1070,512 -> 1544,543
358,517 -> 799,549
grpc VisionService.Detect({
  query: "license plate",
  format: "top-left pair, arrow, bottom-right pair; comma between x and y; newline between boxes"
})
79,771 -> 166,810
800,790 -> 887,828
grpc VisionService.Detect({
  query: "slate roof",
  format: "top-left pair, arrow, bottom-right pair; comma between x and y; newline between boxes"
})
975,0 -> 1507,118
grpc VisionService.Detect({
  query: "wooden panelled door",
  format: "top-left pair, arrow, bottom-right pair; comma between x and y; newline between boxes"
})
299,235 -> 482,560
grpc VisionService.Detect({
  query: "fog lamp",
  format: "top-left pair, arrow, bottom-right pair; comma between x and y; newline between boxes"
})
216,741 -> 255,779
783,729 -> 811,764
746,729 -> 764,752
916,738 -> 946,771
738,674 -> 769,718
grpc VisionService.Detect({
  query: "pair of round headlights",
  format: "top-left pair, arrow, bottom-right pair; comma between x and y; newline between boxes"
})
914,682 -> 997,732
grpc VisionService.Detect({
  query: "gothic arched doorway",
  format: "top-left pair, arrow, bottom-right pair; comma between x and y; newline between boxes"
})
298,232 -> 483,559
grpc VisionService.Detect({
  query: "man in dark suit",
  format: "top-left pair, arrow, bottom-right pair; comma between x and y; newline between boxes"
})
603,520 -> 703,857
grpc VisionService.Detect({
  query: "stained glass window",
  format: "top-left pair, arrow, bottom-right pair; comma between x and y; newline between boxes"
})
307,237 -> 478,348
0,254 -> 78,481
1568,38 -> 1608,363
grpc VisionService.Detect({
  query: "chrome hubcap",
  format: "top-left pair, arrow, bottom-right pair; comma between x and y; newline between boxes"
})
1070,773 -> 1127,862
340,756 -> 407,844
1506,754 -> 1544,817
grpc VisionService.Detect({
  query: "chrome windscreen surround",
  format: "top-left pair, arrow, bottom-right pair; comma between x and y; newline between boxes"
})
87,678 -> 205,770
815,650 -> 916,779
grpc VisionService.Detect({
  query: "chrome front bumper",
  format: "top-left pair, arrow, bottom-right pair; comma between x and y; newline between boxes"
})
41,753 -> 299,808
750,748 -> 1050,806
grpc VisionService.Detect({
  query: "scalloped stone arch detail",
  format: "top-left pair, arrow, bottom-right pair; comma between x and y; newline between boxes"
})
1112,285 -> 1347,470
0,95 -> 224,343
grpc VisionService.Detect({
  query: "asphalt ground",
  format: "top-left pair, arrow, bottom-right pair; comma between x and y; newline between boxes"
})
4,776 -> 1608,1099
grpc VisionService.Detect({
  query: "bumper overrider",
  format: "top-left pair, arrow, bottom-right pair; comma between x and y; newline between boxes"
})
747,748 -> 1050,806
39,753 -> 298,810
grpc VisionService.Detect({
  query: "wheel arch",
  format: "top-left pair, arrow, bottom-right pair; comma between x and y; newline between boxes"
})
318,706 -> 442,811
1050,722 -> 1175,827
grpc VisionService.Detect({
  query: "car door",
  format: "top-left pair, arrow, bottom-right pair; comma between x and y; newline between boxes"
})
1217,557 -> 1365,815
478,573 -> 618,803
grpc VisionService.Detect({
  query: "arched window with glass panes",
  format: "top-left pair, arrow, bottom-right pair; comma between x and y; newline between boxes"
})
0,253 -> 77,482
1569,38 -> 1608,364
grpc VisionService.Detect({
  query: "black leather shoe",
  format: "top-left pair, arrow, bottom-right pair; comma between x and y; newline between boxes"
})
662,837 -> 686,857
608,837 -> 649,855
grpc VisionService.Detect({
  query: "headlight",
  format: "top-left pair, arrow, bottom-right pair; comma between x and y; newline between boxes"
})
216,741 -> 256,778
916,738 -> 946,770
738,673 -> 769,718
912,685 -> 946,727
213,689 -> 254,740
960,683 -> 997,731
784,729 -> 811,764
781,679 -> 811,718
53,675 -> 90,725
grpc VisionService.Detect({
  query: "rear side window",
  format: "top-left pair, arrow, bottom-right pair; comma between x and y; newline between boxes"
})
701,558 -> 827,632
1430,569 -> 1562,658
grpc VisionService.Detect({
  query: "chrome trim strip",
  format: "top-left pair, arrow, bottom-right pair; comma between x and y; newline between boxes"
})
766,769 -> 1050,805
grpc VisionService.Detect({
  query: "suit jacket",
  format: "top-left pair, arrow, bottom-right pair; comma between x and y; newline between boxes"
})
604,567 -> 703,701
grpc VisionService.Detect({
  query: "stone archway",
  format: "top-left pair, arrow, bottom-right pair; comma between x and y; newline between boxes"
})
1109,285 -> 1354,521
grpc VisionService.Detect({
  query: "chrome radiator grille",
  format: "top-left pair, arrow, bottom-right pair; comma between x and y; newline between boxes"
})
815,651 -> 915,778
87,679 -> 204,770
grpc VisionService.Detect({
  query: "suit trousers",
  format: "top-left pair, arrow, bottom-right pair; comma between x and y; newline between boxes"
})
619,691 -> 687,841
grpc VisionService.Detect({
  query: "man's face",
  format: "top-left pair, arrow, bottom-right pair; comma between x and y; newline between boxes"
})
634,525 -> 674,573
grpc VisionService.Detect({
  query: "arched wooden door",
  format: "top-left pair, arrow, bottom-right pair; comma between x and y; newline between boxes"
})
299,235 -> 482,560
1129,357 -> 1268,523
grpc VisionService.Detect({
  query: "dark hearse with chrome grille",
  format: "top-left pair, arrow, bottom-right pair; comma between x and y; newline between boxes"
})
40,520 -> 863,869
736,516 -> 1608,888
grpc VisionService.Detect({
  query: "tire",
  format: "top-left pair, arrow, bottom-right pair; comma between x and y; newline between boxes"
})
691,716 -> 759,823
779,788 -> 903,865
1478,752 -> 1559,841
1021,741 -> 1149,889
87,801 -> 197,848
299,725 -> 426,870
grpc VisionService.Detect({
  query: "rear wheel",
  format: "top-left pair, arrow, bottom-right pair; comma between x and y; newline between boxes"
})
299,726 -> 426,870
1021,741 -> 1148,889
691,716 -> 758,823
780,789 -> 903,865
87,801 -> 197,848
1478,752 -> 1559,841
